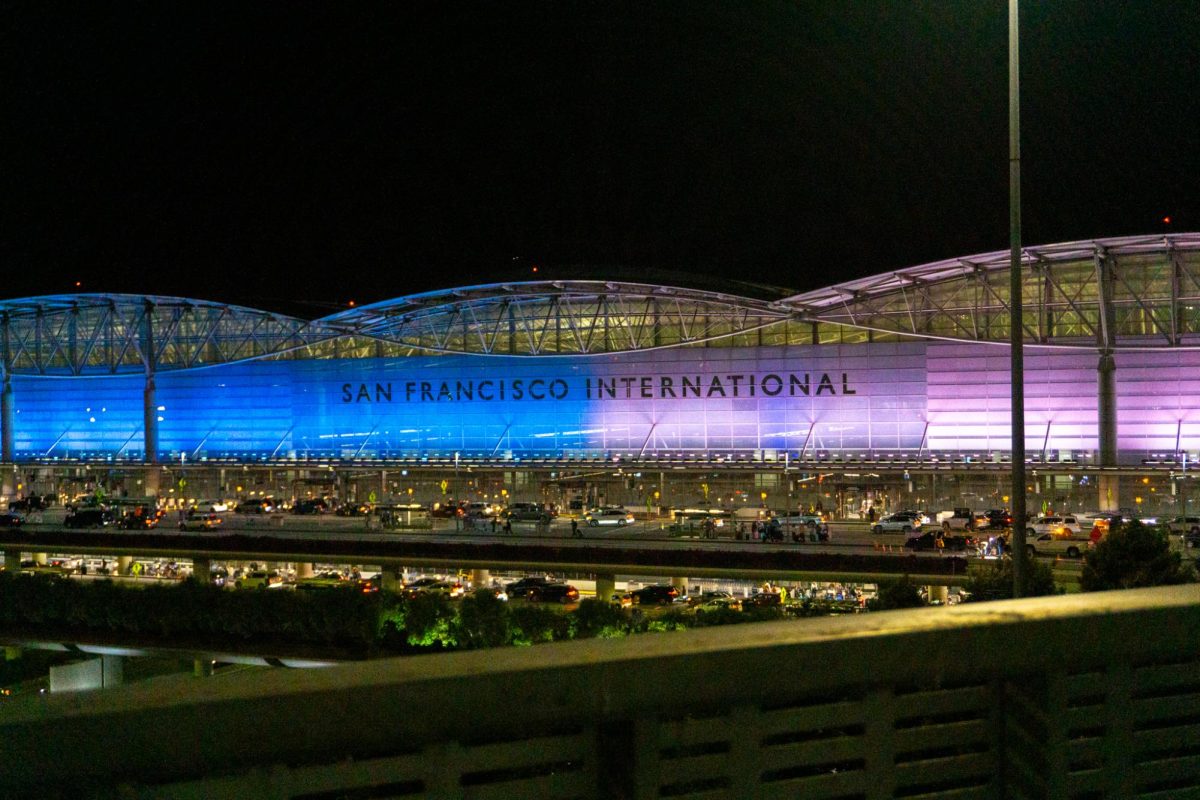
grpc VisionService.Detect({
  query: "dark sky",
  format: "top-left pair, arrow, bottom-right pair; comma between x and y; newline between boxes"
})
4,1 -> 1198,317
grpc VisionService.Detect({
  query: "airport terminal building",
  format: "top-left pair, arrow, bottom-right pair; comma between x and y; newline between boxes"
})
2,234 -> 1199,516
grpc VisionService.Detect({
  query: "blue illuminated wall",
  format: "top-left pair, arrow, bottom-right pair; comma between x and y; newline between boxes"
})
10,342 -> 1200,461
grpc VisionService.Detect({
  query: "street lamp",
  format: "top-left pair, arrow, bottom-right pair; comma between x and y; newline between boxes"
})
1008,0 -> 1029,597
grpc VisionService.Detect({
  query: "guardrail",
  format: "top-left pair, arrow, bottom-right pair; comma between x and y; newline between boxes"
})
3,585 -> 1200,798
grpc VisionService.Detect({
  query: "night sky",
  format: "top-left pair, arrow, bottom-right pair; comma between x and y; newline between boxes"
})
5,1 -> 1198,317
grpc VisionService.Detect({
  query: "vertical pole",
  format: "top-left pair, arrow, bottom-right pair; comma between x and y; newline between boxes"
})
1008,0 -> 1028,597
142,302 -> 159,465
1,315 -> 12,463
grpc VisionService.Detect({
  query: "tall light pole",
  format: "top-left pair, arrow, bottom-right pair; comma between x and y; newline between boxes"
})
1008,0 -> 1028,596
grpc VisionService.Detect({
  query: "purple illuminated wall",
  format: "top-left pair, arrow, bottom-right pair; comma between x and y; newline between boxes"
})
9,341 -> 1200,462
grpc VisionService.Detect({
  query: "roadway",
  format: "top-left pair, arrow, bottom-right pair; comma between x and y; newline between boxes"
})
1,508 -> 976,585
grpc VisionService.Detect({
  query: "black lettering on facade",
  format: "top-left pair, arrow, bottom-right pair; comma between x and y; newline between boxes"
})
341,383 -> 353,402
550,379 -> 569,399
681,376 -> 701,397
842,373 -> 856,394
816,373 -> 836,395
761,374 -> 783,396
790,374 -> 810,396
660,376 -> 676,398
707,376 -> 726,397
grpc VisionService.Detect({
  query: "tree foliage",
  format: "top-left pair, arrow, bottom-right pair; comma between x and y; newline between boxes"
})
867,576 -> 926,610
1081,520 -> 1196,591
962,558 -> 1059,602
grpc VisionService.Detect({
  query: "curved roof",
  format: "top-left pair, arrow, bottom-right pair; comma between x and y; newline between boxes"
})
782,233 -> 1200,349
320,280 -> 793,356
0,294 -> 336,376
3,234 -> 1198,373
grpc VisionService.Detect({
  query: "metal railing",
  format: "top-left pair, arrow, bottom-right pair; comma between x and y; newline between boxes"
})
3,585 -> 1200,798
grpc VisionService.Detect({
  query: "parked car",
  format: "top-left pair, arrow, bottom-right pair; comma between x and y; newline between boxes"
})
403,577 -> 465,599
1026,515 -> 1083,537
979,509 -> 1013,530
585,507 -> 634,526
0,511 -> 24,529
119,511 -> 159,530
938,508 -> 976,532
524,583 -> 580,604
178,510 -> 223,531
903,532 -> 976,552
872,513 -> 922,535
193,499 -> 229,513
505,576 -> 556,598
335,502 -> 372,517
1167,515 -> 1200,546
235,498 -> 275,514
292,499 -> 329,515
630,585 -> 680,605
63,509 -> 116,528
505,502 -> 554,524
234,570 -> 284,589
8,496 -> 48,513
295,571 -> 350,591
1025,532 -> 1091,559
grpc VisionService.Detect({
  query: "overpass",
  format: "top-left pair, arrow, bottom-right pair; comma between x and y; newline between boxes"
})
3,585 -> 1197,797
1,528 -> 972,586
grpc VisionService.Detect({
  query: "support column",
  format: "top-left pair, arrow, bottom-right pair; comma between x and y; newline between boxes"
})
926,585 -> 949,605
143,373 -> 158,464
32,552 -> 46,566
5,646 -> 21,661
380,563 -> 404,593
471,569 -> 490,590
1099,474 -> 1120,513
117,555 -> 133,576
194,659 -> 215,678
192,556 -> 211,583
2,547 -> 18,571
1098,350 -> 1119,511
142,300 -> 158,464
1098,352 -> 1117,466
295,562 -> 314,579
671,575 -> 688,597
595,573 -> 616,604
1,372 -> 13,465
143,467 -> 161,499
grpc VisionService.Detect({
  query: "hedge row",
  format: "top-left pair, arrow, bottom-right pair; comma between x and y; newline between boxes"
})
0,573 -> 849,657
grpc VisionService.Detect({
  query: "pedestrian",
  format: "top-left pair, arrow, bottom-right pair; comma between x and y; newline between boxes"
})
571,518 -> 580,537
868,507 -> 876,523
751,520 -> 759,539
503,517 -> 512,534
490,515 -> 498,533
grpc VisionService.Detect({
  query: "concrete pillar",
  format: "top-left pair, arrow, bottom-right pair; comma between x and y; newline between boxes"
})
143,373 -> 158,464
2,547 -> 19,570
471,569 -> 491,590
1098,352 -> 1118,467
5,646 -> 21,661
32,552 -> 46,566
671,575 -> 688,596
117,555 -> 133,576
192,556 -> 211,583
927,585 -> 949,605
194,659 -> 215,678
143,467 -> 161,499
380,564 -> 404,593
1,373 -> 13,464
0,468 -> 12,498
380,469 -> 387,501
295,562 -> 314,579
1099,473 -> 1120,513
595,573 -> 616,603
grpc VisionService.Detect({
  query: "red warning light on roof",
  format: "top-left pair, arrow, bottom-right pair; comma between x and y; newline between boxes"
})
1163,216 -> 1172,225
